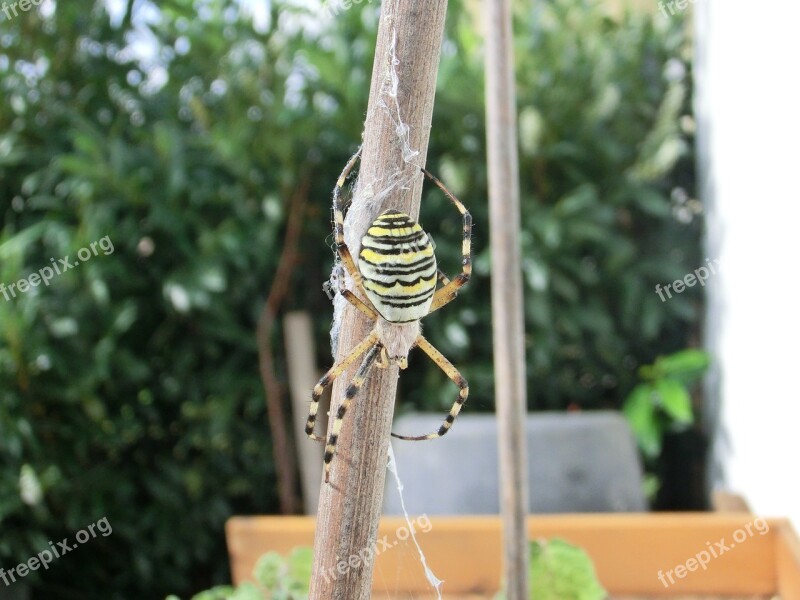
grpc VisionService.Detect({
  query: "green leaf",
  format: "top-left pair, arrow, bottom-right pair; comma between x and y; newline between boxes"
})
622,384 -> 661,459
654,350 -> 710,383
253,552 -> 285,589
633,188 -> 671,218
655,378 -> 693,425
529,538 -> 607,600
555,184 -> 598,217
229,583 -> 263,600
286,547 -> 314,592
190,586 -> 236,600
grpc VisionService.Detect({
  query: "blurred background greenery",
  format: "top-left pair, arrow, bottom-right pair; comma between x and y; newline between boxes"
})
0,0 -> 701,597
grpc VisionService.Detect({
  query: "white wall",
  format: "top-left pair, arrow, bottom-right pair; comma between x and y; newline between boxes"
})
695,0 -> 800,530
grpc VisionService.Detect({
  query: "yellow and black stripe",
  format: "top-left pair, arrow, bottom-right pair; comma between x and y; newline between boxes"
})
357,210 -> 437,323
306,331 -> 379,443
323,342 -> 381,482
391,335 -> 469,441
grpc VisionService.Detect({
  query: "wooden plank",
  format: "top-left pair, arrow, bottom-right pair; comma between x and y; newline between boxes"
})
528,514 -> 776,595
226,515 -> 787,595
373,596 -> 775,599
372,592 -> 776,600
711,491 -> 752,513
613,597 -> 773,600
776,518 -> 800,599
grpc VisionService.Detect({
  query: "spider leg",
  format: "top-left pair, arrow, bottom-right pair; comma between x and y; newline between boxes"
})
324,342 -> 382,483
391,335 -> 468,441
419,167 -> 472,314
376,346 -> 390,369
306,330 -> 379,442
437,268 -> 451,287
332,148 -> 377,316
341,289 -> 377,319
329,253 -> 376,319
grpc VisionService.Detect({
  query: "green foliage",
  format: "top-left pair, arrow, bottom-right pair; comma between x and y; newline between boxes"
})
512,1 -> 700,409
169,547 -> 313,600
0,0 -> 698,596
623,349 -> 710,460
1,2 -> 358,596
204,541 -> 605,600
408,0 -> 700,413
495,538 -> 607,600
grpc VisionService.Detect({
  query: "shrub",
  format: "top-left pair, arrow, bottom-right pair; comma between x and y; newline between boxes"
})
0,0 -> 698,596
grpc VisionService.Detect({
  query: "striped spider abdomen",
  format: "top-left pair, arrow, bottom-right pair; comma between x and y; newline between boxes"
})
358,210 -> 437,324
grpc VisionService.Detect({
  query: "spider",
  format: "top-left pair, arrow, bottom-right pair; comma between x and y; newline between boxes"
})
306,151 -> 473,483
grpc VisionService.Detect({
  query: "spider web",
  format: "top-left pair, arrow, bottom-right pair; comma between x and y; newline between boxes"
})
329,26 -> 420,358
387,443 -> 444,598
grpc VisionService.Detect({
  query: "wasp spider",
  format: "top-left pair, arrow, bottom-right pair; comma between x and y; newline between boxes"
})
306,152 -> 473,483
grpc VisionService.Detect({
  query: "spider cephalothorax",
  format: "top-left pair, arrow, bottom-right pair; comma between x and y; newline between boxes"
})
306,151 -> 472,482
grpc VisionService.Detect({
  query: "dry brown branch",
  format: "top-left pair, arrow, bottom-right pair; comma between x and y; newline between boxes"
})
256,178 -> 310,515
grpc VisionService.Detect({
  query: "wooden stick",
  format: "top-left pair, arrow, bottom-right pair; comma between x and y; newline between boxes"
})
484,0 -> 530,597
309,2 -> 449,598
284,311 -> 325,514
